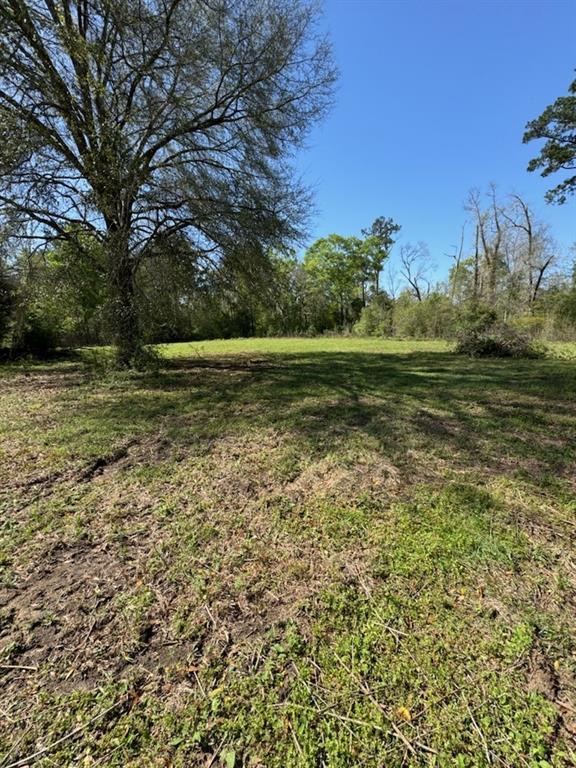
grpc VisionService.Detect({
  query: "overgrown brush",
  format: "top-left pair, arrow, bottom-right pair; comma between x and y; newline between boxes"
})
456,308 -> 543,358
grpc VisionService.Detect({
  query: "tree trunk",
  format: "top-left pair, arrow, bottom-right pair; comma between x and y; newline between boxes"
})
487,254 -> 498,304
473,225 -> 480,302
107,231 -> 141,367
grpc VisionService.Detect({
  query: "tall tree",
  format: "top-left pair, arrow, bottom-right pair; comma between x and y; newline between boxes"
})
523,75 -> 576,204
466,186 -> 505,303
304,234 -> 364,327
500,194 -> 556,311
361,216 -> 401,295
0,0 -> 335,365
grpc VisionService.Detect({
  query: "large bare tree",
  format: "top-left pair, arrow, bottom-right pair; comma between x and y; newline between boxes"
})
399,242 -> 433,302
501,194 -> 556,311
466,185 -> 505,304
0,0 -> 335,364
464,187 -> 557,314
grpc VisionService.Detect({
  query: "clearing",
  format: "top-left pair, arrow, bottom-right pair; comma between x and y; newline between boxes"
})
1,338 -> 575,767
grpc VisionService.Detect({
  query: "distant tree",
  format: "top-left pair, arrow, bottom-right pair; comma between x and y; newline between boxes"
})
398,242 -> 433,302
500,194 -> 556,311
448,256 -> 476,305
361,216 -> 401,295
392,290 -> 455,339
304,234 -> 364,327
0,0 -> 335,365
447,224 -> 466,301
466,186 -> 506,303
523,76 -> 576,204
264,251 -> 309,335
0,262 -> 14,344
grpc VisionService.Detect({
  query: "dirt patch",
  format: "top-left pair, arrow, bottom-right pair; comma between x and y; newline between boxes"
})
0,368 -> 87,395
0,538 -> 204,703
527,647 -> 559,699
525,642 -> 576,745
79,439 -> 140,481
0,444 -> 374,708
0,543 -> 134,682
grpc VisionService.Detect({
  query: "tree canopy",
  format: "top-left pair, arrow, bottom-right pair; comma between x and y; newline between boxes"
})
0,0 -> 336,364
361,216 -> 401,294
523,75 -> 576,205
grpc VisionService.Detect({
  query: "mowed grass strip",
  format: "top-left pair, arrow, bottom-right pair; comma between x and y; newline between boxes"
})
0,339 -> 575,767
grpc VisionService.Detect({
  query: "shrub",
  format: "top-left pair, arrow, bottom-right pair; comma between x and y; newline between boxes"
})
511,314 -> 547,339
13,311 -> 60,355
353,293 -> 393,336
456,312 -> 543,359
392,291 -> 457,339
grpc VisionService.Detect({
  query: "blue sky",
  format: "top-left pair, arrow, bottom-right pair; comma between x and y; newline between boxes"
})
296,0 -> 576,281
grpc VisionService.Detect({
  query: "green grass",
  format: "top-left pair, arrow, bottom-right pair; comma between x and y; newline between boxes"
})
1,338 -> 575,766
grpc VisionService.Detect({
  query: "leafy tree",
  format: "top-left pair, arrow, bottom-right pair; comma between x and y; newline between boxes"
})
304,234 -> 364,327
0,0 -> 335,365
9,248 -> 61,353
448,256 -> 477,305
47,234 -> 107,344
523,76 -> 576,204
260,251 -> 309,335
361,216 -> 401,295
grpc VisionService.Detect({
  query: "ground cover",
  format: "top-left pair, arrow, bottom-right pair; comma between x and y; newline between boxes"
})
1,338 -> 575,766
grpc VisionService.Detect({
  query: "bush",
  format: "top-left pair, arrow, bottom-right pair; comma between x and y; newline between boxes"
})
13,311 -> 60,355
392,291 -> 457,339
456,313 -> 543,359
511,314 -> 547,339
353,293 -> 393,336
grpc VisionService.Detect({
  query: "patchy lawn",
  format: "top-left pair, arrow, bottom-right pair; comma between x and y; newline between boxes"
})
1,338 -> 575,767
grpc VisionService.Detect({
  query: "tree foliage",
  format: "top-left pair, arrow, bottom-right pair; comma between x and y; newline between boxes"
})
523,76 -> 576,204
304,234 -> 364,327
0,0 -> 336,364
361,216 -> 401,294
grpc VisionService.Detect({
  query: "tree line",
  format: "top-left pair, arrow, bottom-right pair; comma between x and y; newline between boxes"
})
0,2 -> 574,362
1,189 -> 575,352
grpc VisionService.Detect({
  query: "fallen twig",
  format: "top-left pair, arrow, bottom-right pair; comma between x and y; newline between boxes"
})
333,652 -> 437,756
3,697 -> 126,768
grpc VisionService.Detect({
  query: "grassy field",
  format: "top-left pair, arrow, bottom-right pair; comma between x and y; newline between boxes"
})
1,338 -> 575,767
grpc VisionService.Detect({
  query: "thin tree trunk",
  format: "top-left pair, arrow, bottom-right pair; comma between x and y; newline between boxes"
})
530,256 -> 554,310
488,255 -> 498,305
473,225 -> 480,302
450,224 -> 465,302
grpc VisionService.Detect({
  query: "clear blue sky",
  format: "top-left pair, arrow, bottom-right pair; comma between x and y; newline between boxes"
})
297,0 -> 576,280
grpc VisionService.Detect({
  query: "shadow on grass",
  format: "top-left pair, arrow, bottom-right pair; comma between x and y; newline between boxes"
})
63,350 -> 576,488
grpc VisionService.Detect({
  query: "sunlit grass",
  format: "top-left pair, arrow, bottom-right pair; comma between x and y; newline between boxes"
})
1,338 -> 575,766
